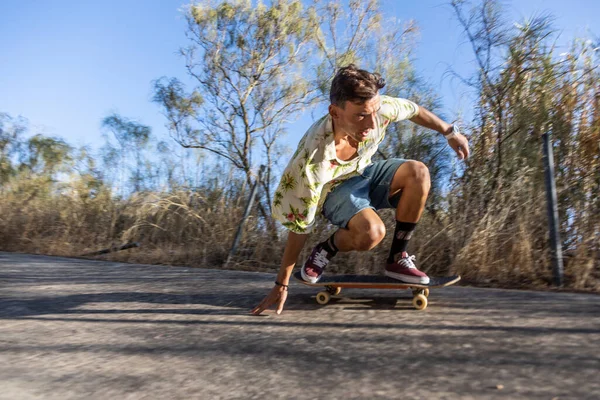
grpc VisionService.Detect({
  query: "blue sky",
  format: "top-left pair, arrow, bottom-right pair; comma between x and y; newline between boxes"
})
1,0 -> 598,151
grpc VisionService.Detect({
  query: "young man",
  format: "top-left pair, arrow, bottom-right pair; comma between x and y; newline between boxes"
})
252,65 -> 469,315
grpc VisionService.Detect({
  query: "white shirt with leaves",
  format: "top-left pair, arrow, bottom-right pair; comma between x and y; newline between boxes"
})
272,95 -> 419,234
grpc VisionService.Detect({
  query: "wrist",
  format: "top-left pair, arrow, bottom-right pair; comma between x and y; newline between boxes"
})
443,124 -> 459,139
441,123 -> 453,135
276,272 -> 291,286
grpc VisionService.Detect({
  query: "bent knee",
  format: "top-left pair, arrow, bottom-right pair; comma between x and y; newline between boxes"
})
404,161 -> 431,188
355,222 -> 386,251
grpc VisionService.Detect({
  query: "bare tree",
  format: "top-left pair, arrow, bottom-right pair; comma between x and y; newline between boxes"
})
311,0 -> 419,102
154,0 -> 320,220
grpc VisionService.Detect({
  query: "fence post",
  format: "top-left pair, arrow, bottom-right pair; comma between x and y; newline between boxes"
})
225,165 -> 265,266
542,131 -> 564,286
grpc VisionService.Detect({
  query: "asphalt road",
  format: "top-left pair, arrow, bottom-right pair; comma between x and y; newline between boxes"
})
1,252 -> 599,400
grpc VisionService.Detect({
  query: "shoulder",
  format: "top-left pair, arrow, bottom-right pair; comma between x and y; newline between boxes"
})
379,95 -> 419,122
380,94 -> 417,107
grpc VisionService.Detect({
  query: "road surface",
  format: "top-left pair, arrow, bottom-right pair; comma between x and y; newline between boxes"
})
1,252 -> 599,399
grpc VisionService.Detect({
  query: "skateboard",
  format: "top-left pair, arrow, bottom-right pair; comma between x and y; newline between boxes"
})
293,271 -> 460,311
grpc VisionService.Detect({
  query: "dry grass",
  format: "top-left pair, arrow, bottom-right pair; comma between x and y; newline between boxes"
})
1,172 -> 598,293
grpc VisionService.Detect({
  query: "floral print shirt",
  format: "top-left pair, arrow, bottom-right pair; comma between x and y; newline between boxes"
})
272,95 -> 419,234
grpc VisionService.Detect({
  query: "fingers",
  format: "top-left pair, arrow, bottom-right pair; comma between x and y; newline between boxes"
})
251,293 -> 272,315
252,294 -> 276,315
461,135 -> 470,159
276,290 -> 288,315
250,299 -> 267,315
251,301 -> 272,315
460,139 -> 470,159
452,136 -> 470,160
250,287 -> 285,316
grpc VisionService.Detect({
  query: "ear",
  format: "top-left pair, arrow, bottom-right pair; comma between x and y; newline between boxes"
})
329,104 -> 339,119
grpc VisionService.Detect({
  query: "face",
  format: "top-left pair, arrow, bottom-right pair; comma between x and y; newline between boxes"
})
329,94 -> 381,143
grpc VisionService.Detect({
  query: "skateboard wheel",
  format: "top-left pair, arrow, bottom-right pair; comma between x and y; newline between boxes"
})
412,294 -> 428,311
326,286 -> 341,296
423,288 -> 430,297
316,291 -> 331,305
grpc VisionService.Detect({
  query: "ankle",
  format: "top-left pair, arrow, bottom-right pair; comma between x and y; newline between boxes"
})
387,251 -> 410,264
320,234 -> 339,256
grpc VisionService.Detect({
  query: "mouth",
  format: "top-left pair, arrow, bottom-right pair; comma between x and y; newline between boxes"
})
359,130 -> 370,138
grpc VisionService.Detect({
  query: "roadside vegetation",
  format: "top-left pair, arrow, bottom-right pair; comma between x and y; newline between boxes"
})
1,0 -> 598,291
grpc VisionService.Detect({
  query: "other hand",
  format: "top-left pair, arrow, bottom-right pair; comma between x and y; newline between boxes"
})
251,284 -> 288,315
448,133 -> 470,160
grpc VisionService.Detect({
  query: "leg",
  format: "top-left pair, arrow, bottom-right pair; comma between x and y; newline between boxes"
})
301,173 -> 384,283
300,209 -> 385,283
330,161 -> 431,253
385,161 -> 431,283
389,160 -> 431,222
333,208 -> 386,252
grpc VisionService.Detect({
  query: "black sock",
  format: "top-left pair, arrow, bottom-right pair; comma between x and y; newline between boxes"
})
320,233 -> 339,256
387,221 -> 417,263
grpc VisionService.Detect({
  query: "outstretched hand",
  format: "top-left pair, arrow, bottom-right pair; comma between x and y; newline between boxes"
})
251,284 -> 288,315
448,133 -> 470,160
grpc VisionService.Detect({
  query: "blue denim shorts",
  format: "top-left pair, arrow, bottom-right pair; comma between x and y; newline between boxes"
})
322,158 -> 407,229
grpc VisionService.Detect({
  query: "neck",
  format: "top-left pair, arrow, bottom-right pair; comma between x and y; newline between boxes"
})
332,119 -> 358,148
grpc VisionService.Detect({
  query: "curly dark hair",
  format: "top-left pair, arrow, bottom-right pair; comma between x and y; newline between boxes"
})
330,64 -> 386,107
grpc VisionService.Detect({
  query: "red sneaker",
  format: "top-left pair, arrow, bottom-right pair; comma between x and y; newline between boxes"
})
385,252 -> 430,284
300,244 -> 333,283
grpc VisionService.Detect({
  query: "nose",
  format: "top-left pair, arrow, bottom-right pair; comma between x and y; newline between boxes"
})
365,113 -> 376,130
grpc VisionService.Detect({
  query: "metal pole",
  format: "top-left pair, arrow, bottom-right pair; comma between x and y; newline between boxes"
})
226,165 -> 265,266
542,132 -> 564,286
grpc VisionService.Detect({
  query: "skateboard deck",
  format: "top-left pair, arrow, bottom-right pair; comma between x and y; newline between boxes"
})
293,271 -> 460,310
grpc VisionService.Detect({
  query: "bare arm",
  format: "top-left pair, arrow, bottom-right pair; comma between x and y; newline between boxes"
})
251,231 -> 309,315
410,106 -> 470,160
276,231 -> 309,285
409,105 -> 452,135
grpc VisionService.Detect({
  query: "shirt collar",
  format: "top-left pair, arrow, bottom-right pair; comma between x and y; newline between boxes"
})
323,115 -> 375,162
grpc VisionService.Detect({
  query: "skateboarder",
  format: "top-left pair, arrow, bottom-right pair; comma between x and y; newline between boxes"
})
252,64 -> 469,315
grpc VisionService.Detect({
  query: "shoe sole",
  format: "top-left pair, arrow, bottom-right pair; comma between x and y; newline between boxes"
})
301,267 -> 321,284
385,270 -> 430,285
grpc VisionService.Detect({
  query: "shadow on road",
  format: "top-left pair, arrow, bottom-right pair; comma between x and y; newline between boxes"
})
0,290 -> 421,318
2,251 -> 599,329
6,314 -> 599,337
1,290 -> 599,338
